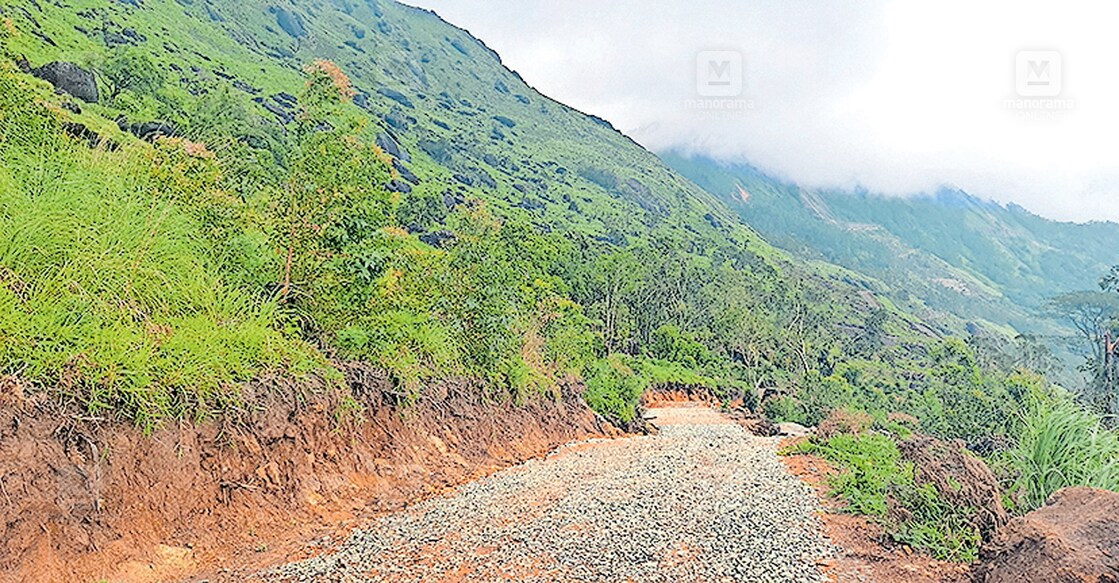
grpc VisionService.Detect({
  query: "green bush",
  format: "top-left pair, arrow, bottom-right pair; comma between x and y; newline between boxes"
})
763,395 -> 807,424
791,433 -> 982,561
583,355 -> 645,424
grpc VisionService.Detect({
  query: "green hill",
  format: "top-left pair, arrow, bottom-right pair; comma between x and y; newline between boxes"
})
0,0 -> 1045,444
663,153 -> 1119,342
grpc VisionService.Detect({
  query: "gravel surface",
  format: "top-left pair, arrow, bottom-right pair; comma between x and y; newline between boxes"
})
261,407 -> 834,582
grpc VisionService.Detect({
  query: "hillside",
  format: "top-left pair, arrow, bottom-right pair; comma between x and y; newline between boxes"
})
663,153 -> 1119,340
0,0 -> 929,428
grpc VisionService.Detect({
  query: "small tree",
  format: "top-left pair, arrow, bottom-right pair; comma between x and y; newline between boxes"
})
275,60 -> 393,302
101,49 -> 164,99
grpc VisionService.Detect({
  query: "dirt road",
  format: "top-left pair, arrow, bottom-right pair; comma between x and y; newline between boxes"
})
263,406 -> 832,582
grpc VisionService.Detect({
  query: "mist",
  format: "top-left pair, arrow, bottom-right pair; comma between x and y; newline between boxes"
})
407,0 -> 1119,222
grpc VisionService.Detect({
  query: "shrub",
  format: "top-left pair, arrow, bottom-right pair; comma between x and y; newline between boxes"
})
763,394 -> 806,425
583,354 -> 644,424
817,407 -> 873,439
791,433 -> 986,561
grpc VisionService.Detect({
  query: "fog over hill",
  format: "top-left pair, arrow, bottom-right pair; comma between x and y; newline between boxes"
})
407,0 -> 1119,223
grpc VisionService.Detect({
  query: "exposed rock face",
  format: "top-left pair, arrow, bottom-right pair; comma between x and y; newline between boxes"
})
31,62 -> 98,103
973,487 -> 1119,583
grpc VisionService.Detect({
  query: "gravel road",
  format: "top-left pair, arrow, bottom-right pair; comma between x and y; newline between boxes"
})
261,406 -> 833,582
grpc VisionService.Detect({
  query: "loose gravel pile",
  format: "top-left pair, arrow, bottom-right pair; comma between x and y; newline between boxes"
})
262,407 -> 834,582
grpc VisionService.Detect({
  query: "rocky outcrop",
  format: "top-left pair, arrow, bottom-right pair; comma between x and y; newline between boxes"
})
117,119 -> 178,141
31,61 -> 98,103
973,487 -> 1119,583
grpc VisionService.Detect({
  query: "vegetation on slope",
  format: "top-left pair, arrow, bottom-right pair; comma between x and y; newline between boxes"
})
0,0 -> 924,429
662,153 -> 1119,351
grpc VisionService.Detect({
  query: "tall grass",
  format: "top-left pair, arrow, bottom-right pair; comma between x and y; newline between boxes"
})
1007,395 -> 1119,511
0,66 -> 319,430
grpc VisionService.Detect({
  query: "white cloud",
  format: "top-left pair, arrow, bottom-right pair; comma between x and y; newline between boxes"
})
405,0 -> 1119,222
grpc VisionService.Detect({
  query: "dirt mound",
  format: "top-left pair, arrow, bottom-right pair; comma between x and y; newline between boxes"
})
896,435 -> 1008,538
641,384 -> 717,408
973,487 -> 1119,583
816,408 -> 872,440
0,365 -> 603,582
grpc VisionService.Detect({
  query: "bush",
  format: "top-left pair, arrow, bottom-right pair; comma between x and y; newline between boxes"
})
583,354 -> 644,424
763,395 -> 806,425
817,407 -> 873,439
791,433 -> 985,561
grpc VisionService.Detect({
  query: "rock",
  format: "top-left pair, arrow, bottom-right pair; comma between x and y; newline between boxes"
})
378,87 -> 413,109
492,115 -> 516,128
386,180 -> 412,194
442,191 -> 464,209
271,92 -> 298,108
62,121 -> 101,148
121,120 -> 178,141
232,80 -> 260,94
376,132 -> 410,162
31,62 -> 98,103
260,101 -> 293,124
391,159 -> 419,185
513,198 -> 545,211
776,422 -> 812,437
973,487 -> 1119,583
273,7 -> 306,38
418,230 -> 455,249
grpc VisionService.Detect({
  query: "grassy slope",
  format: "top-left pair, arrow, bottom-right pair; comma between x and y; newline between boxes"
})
1,0 -> 747,250
0,0 -> 952,428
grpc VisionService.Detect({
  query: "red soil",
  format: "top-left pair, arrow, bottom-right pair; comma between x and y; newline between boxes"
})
0,369 -> 604,582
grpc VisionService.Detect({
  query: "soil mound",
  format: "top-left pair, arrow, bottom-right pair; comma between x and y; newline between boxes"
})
897,435 -> 1008,538
973,487 -> 1119,583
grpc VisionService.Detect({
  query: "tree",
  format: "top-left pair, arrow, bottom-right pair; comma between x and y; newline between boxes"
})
275,60 -> 393,301
101,49 -> 164,99
1100,265 -> 1119,294
1046,290 -> 1119,414
1046,291 -> 1119,363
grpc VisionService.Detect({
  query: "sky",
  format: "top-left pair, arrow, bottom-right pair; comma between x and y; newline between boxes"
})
404,0 -> 1119,223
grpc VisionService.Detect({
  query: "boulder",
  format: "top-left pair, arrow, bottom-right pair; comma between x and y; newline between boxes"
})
973,487 -> 1119,583
32,62 -> 98,103
418,230 -> 455,249
776,422 -> 812,437
119,120 -> 178,141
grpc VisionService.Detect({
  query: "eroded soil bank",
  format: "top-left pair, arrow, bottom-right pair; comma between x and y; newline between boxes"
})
0,368 -> 605,582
